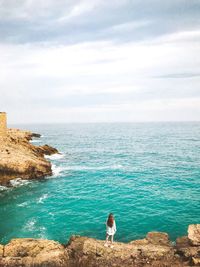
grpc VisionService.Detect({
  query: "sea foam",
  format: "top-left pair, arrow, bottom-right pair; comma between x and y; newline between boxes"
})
51,163 -> 123,177
37,193 -> 48,203
0,185 -> 8,191
30,139 -> 41,143
9,178 -> 31,187
45,153 -> 65,160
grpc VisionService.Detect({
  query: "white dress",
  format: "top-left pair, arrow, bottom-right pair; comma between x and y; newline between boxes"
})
106,221 -> 116,236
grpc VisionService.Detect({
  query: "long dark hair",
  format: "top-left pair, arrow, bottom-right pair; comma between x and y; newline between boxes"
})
107,213 -> 114,227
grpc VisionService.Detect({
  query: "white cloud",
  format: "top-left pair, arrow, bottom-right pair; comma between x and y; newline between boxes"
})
0,1 -> 200,123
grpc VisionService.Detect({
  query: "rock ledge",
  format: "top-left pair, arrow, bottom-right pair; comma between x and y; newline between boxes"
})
0,128 -> 58,186
0,225 -> 200,266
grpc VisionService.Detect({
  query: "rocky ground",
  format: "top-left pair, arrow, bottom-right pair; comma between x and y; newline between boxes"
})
0,224 -> 199,267
0,128 -> 58,186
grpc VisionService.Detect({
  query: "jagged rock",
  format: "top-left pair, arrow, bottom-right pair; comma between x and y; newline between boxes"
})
188,224 -> 200,246
31,133 -> 41,138
67,235 -> 183,267
175,226 -> 200,265
2,238 -> 68,267
0,128 -> 58,186
192,256 -> 200,266
37,144 -> 59,156
2,228 -> 200,267
129,232 -> 170,247
176,236 -> 190,248
146,232 -> 170,246
0,244 -> 3,257
177,245 -> 200,259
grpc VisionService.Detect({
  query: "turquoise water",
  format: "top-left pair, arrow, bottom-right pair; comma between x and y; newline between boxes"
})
0,122 -> 200,244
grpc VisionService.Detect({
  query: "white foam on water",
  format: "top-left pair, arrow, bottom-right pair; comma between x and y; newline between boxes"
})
30,139 -> 41,143
24,218 -> 37,231
9,178 -> 31,187
50,163 -> 124,178
0,185 -> 8,191
17,201 -> 29,207
52,164 -> 64,177
37,193 -> 48,203
50,163 -> 123,177
38,226 -> 47,239
61,164 -> 123,171
23,219 -> 47,238
45,153 -> 64,160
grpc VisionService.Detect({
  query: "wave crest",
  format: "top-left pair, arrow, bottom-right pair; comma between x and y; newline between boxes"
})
9,178 -> 31,187
51,164 -> 123,177
45,153 -> 64,160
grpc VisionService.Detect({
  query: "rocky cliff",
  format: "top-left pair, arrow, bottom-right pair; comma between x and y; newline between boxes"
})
0,224 -> 199,267
0,128 -> 58,186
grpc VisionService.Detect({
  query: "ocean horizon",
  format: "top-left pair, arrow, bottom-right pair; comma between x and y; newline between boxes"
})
0,122 -> 200,244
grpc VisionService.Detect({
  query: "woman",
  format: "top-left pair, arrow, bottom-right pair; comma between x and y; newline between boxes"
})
104,213 -> 116,248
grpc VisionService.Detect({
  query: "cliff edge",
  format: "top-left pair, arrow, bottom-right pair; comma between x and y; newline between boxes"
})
0,128 -> 58,186
0,224 -> 199,267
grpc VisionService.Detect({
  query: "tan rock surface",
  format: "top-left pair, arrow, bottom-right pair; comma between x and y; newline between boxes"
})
192,257 -> 200,266
2,238 -> 68,267
67,235 -> 184,267
188,224 -> 200,246
0,244 -> 3,257
1,224 -> 200,267
176,225 -> 200,265
0,128 -> 58,186
146,231 -> 170,246
176,236 -> 190,248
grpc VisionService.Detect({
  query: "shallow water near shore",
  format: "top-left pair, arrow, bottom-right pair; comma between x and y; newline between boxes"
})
0,122 -> 200,244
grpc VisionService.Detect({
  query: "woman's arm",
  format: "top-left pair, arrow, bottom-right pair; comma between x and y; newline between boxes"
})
113,221 -> 117,233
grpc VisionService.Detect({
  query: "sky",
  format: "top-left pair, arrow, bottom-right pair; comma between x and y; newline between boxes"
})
0,0 -> 200,123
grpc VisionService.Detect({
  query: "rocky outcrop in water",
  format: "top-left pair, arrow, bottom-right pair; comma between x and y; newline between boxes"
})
0,128 -> 58,186
0,225 -> 199,266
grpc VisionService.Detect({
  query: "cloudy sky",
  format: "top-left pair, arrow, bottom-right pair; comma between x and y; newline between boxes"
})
0,0 -> 200,123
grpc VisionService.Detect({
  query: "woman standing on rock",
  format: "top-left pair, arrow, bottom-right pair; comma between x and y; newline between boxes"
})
104,213 -> 116,248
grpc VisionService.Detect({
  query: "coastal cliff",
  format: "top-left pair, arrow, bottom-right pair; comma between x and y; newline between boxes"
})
0,224 -> 199,267
0,128 -> 58,186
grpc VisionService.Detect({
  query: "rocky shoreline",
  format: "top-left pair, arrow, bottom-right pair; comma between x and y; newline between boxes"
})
0,128 -> 58,186
0,224 -> 199,266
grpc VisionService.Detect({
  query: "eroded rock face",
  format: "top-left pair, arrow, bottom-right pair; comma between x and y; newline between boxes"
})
0,244 -> 3,257
188,224 -> 200,246
176,236 -> 190,248
1,238 -> 68,267
176,225 -> 200,266
0,129 -> 58,186
36,144 -> 59,156
146,232 -> 170,246
1,225 -> 200,267
67,235 -> 182,267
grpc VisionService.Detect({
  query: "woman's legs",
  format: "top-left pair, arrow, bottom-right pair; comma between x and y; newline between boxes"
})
104,234 -> 109,246
105,234 -> 115,247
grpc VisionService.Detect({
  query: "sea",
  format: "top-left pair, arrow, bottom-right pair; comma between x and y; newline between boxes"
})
0,122 -> 200,244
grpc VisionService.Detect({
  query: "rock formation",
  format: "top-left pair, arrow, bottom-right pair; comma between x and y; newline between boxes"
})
188,225 -> 200,246
0,224 -> 200,266
0,128 -> 58,186
0,238 -> 68,267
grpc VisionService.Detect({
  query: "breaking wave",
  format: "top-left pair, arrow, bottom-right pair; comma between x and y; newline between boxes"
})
45,153 -> 64,160
0,185 -> 8,191
51,164 -> 123,177
9,178 -> 31,187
